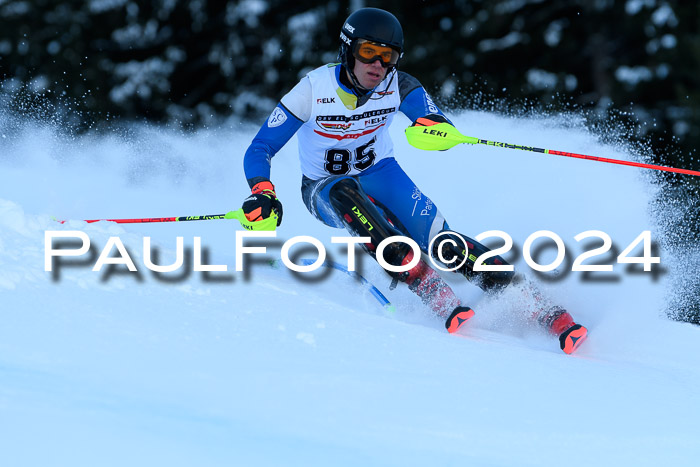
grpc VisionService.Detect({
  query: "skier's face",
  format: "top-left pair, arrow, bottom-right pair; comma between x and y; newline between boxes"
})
352,58 -> 387,89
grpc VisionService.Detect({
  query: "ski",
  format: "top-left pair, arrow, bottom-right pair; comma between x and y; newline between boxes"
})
559,324 -> 588,354
445,306 -> 476,334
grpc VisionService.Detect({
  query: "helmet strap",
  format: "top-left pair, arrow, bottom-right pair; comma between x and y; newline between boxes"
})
347,67 -> 370,94
366,67 -> 397,101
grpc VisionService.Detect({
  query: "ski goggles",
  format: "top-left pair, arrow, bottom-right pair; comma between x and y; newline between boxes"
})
352,39 -> 400,67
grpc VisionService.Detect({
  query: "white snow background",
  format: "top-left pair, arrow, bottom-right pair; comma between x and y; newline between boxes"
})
1,104 -> 698,466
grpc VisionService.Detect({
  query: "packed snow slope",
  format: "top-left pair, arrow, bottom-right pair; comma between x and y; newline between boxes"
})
1,107 -> 699,467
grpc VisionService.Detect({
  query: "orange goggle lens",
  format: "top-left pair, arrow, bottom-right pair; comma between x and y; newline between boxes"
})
353,40 -> 400,67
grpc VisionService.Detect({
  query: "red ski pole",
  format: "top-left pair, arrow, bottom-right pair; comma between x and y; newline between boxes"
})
56,213 -> 228,224
488,140 -> 700,177
405,121 -> 700,177
55,209 -> 278,230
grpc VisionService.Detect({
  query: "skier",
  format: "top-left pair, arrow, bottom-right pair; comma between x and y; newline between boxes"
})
240,7 -> 587,354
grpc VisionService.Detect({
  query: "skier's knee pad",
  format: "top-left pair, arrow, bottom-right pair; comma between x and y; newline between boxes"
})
328,177 -> 410,273
479,266 -> 515,292
328,177 -> 362,206
327,178 -> 372,231
432,230 -> 515,292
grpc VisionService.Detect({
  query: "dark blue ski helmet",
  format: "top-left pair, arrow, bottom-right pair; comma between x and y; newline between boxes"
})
339,8 -> 404,71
